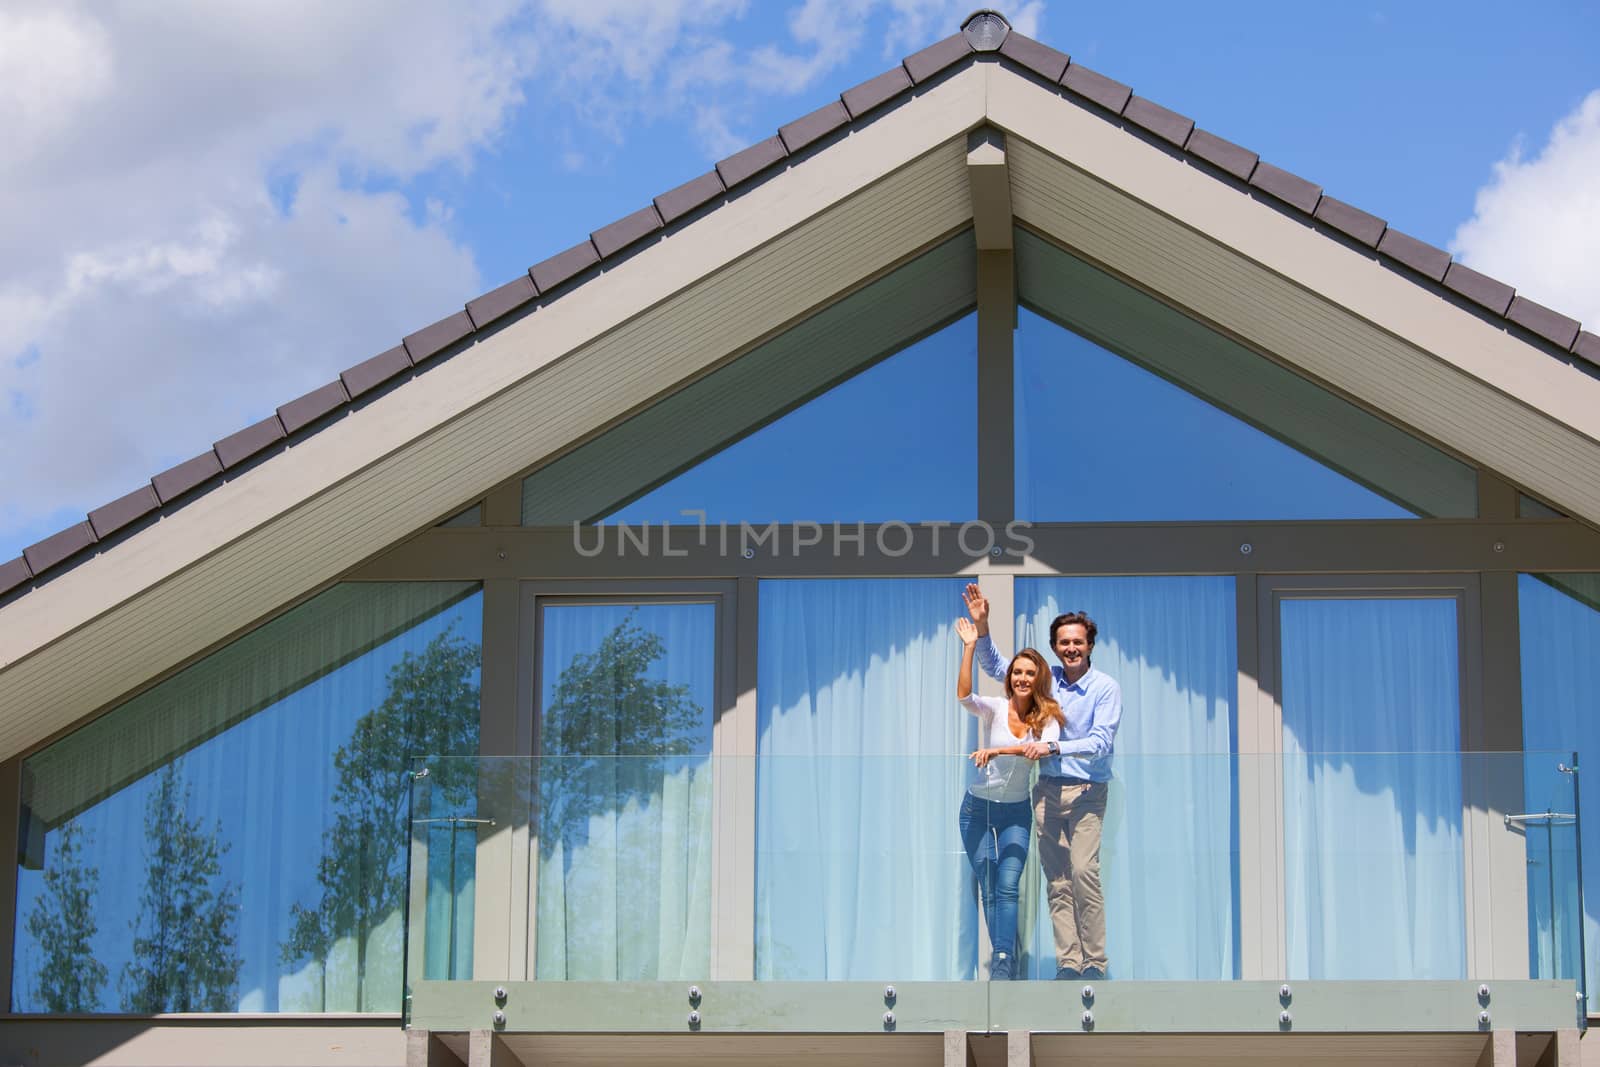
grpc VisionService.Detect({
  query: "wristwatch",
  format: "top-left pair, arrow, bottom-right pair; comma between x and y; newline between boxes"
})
1048,741 -> 1060,756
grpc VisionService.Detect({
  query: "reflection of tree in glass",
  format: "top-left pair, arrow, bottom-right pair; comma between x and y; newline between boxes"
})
24,821 -> 107,1012
281,627 -> 480,1011
538,611 -> 711,979
121,763 -> 243,1012
539,611 -> 706,855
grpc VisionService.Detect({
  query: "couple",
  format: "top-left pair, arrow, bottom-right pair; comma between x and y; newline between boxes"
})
955,584 -> 1123,981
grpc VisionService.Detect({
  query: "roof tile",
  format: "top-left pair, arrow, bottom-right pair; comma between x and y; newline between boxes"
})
841,66 -> 914,118
214,415 -> 286,470
277,380 -> 351,435
466,275 -> 538,330
88,484 -> 161,539
592,205 -> 664,258
23,523 -> 95,574
1442,262 -> 1515,316
1377,229 -> 1451,282
342,345 -> 413,400
716,136 -> 788,188
779,100 -> 850,154
404,310 -> 475,365
903,33 -> 972,83
1313,196 -> 1386,248
1123,95 -> 1193,148
1248,161 -> 1321,214
152,451 -> 224,504
1186,128 -> 1258,181
1507,296 -> 1581,350
341,347 -> 413,402
530,240 -> 601,293
0,556 -> 30,597
998,32 -> 1069,82
1572,331 -> 1600,370
654,171 -> 726,225
1061,62 -> 1131,113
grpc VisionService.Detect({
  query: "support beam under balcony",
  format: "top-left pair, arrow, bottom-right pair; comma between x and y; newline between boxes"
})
1007,1029 -> 1031,1067
467,1030 -> 514,1067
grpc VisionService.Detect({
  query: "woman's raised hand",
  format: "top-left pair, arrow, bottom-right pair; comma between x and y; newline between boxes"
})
955,617 -> 979,646
962,583 -> 989,628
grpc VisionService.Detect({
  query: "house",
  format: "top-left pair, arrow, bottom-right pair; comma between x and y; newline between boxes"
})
2,10 -> 1598,1066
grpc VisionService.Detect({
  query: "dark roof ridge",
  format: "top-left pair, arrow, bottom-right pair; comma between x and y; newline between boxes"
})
4,15 -> 1595,600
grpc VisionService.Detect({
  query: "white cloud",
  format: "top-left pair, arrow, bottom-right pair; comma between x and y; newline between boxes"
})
1452,90 -> 1600,329
692,105 -> 749,160
533,0 -> 1029,151
0,7 -> 114,169
0,1 -> 533,534
1008,3 -> 1046,38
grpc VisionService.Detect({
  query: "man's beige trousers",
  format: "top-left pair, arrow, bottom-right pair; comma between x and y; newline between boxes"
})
1032,778 -> 1108,974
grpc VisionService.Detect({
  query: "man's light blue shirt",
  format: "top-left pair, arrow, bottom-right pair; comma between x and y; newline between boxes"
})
974,634 -> 1123,782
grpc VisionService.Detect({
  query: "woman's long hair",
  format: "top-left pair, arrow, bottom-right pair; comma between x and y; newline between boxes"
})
1005,648 -> 1066,736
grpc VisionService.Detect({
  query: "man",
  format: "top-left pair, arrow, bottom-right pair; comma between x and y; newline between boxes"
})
963,583 -> 1123,980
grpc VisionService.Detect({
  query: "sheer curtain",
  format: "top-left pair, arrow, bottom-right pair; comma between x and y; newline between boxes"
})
534,602 -> 715,980
421,811 -> 477,981
754,579 -> 972,979
1014,577 -> 1237,980
1518,574 -> 1600,993
1279,597 -> 1464,979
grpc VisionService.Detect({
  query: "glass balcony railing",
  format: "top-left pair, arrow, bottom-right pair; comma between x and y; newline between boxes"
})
404,752 -> 1584,1020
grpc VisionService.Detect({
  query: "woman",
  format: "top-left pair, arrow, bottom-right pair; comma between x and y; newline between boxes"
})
954,616 -> 1064,980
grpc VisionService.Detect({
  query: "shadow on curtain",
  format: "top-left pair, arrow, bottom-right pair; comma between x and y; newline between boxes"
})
534,602 -> 716,981
1014,577 -> 1238,981
1279,597 -> 1464,979
754,578 -> 974,980
1519,573 -> 1600,996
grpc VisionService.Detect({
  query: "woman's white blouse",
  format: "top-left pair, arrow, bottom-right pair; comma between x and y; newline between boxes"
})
960,694 -> 1061,803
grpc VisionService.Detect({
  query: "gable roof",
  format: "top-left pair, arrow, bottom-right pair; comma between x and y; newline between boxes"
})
3,11 -> 1596,604
1,11 -> 1598,763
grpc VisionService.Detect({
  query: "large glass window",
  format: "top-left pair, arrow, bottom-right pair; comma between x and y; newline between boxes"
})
534,601 -> 716,980
1519,573 -> 1600,996
521,231 -> 977,525
1014,229 -> 1478,520
13,583 -> 482,1014
610,315 -> 976,525
1014,577 -> 1237,980
754,579 -> 969,979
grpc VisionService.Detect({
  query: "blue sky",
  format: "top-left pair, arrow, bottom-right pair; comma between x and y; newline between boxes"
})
2,0 -> 1598,562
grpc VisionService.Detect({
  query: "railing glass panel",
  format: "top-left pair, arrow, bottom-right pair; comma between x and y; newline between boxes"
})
404,752 -> 1581,1010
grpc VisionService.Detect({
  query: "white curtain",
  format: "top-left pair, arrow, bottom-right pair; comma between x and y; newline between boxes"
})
754,579 -> 973,979
1015,577 -> 1237,980
1280,597 -> 1464,979
421,802 -> 478,982
1518,574 -> 1598,995
534,603 -> 715,980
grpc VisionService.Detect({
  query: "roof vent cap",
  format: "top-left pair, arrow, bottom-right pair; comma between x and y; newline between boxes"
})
962,10 -> 1011,51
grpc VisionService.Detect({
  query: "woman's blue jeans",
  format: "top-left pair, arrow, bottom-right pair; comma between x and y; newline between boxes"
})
958,791 -> 1031,977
